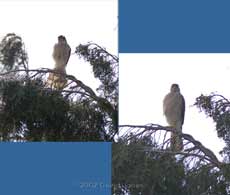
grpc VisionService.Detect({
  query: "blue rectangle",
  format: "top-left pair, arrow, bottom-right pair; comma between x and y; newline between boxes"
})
0,142 -> 111,195
119,0 -> 230,53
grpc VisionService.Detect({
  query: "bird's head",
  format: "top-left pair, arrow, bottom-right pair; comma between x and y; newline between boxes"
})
58,35 -> 67,44
170,83 -> 180,93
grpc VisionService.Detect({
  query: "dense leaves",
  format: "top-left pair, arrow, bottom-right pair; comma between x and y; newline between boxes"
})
76,43 -> 118,138
113,137 -> 185,195
113,136 -> 229,195
195,93 -> 230,162
0,33 -> 28,71
195,94 -> 230,139
0,79 -> 106,141
75,43 -> 118,105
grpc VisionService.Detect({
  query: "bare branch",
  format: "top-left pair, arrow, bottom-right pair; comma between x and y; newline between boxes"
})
119,124 -> 222,168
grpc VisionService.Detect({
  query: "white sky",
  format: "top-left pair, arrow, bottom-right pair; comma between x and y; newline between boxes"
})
119,53 -> 229,159
0,0 -> 118,91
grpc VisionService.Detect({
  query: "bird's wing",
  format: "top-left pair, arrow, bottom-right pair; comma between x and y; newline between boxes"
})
163,93 -> 172,116
163,94 -> 169,115
52,44 -> 60,60
181,95 -> 185,125
65,45 -> 71,65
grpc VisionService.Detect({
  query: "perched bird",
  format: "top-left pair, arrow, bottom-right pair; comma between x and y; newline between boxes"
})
47,35 -> 71,89
52,35 -> 71,72
163,84 -> 185,151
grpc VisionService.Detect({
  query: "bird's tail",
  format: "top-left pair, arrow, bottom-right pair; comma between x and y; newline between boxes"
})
171,122 -> 183,152
46,68 -> 67,90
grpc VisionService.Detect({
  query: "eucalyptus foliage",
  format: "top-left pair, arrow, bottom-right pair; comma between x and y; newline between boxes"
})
195,93 -> 230,162
113,136 -> 229,195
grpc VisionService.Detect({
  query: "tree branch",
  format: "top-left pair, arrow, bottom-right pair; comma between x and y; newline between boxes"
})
0,68 -> 117,132
119,124 -> 222,168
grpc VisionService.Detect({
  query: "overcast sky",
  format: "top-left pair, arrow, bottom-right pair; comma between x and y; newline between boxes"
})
119,53 -> 229,159
0,0 -> 118,91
